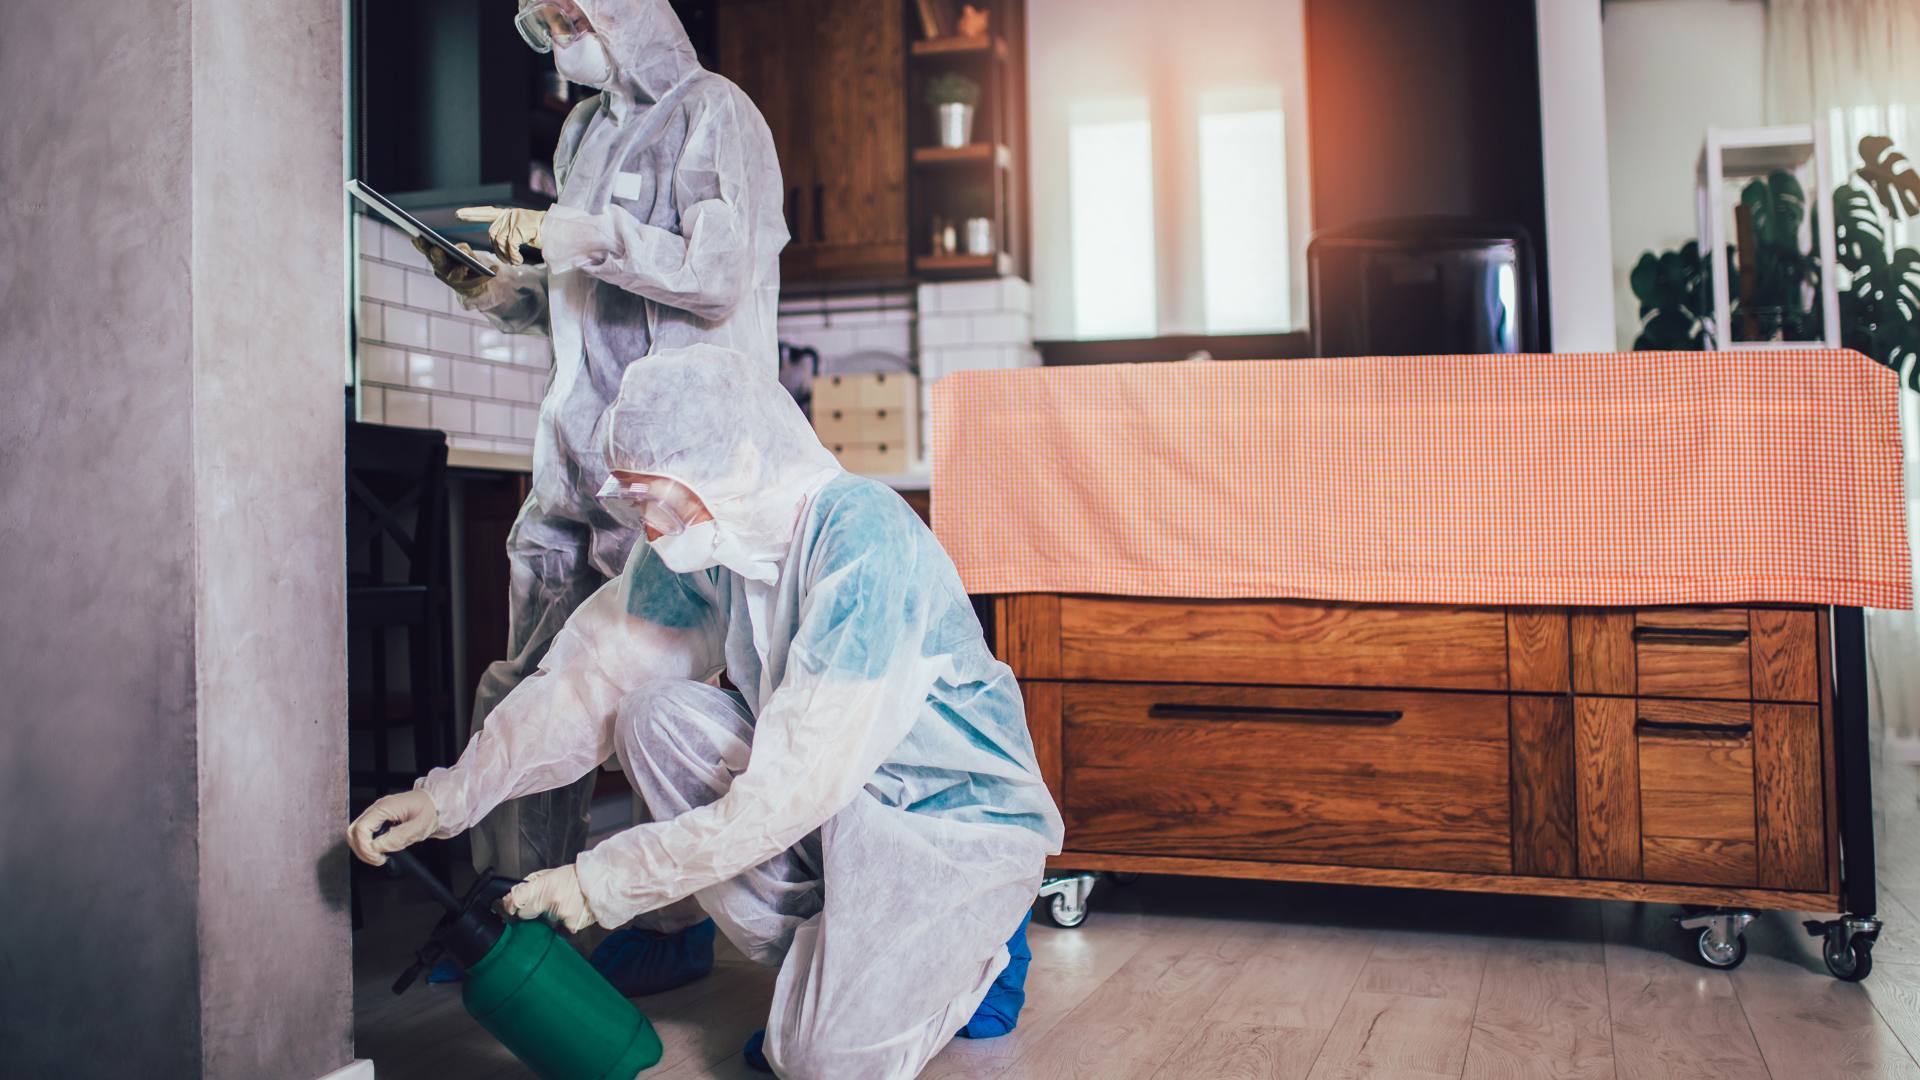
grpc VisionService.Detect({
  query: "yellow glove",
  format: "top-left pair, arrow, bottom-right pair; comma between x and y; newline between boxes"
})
413,236 -> 494,299
500,865 -> 599,932
346,790 -> 440,867
456,206 -> 548,265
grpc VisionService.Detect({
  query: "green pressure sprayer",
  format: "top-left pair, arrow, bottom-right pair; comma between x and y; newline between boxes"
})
382,842 -> 662,1079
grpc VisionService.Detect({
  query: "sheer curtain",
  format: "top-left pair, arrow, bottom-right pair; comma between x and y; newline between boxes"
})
1769,0 -> 1920,751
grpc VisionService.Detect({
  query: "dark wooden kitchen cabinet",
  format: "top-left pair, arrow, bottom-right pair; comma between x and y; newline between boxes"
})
714,0 -> 909,284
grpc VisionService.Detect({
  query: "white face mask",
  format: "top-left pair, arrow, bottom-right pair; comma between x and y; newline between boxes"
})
649,520 -> 720,574
554,33 -> 614,88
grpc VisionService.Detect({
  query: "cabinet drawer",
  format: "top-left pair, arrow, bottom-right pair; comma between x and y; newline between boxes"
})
813,403 -> 916,444
812,371 -> 917,409
1572,607 -> 1820,702
1636,701 -> 1757,886
1061,683 -> 1512,873
1575,697 -> 1826,890
1054,597 -> 1510,690
1635,609 -> 1753,699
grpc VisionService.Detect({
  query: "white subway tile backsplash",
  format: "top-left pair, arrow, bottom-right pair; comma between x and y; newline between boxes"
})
512,405 -> 540,439
431,316 -> 473,355
1000,277 -> 1033,313
970,312 -> 1031,346
452,359 -> 494,397
855,324 -> 912,354
384,228 -> 433,270
473,401 -> 514,437
917,314 -> 971,349
920,345 -> 1001,382
927,280 -> 1002,313
407,352 -> 450,390
493,367 -> 538,403
384,307 -> 430,348
385,389 -> 432,428
357,216 -> 552,445
360,259 -> 407,304
512,337 -> 551,369
431,394 -> 474,433
474,327 -> 512,363
357,215 -> 386,257
405,271 -> 451,313
357,301 -> 384,343
359,344 -> 406,385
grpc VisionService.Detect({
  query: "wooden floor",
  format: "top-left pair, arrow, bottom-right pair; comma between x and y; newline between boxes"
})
355,755 -> 1920,1078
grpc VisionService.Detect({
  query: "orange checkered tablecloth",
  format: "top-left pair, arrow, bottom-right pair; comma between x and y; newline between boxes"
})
930,349 -> 1913,609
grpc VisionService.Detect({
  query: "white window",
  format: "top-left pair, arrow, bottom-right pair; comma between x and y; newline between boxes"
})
1029,0 -> 1311,341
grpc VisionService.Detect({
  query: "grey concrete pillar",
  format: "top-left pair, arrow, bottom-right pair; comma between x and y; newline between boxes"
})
0,0 -> 353,1077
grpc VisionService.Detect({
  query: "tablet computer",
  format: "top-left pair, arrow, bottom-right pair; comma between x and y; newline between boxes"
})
346,179 -> 497,279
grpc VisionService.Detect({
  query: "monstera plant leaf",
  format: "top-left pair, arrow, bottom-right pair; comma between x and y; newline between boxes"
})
1856,135 -> 1920,220
1833,184 -> 1888,271
1629,241 -> 1711,350
1742,171 -> 1807,249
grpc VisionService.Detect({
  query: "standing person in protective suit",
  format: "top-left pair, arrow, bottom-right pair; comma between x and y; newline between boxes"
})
412,0 -> 787,988
351,345 -> 1064,1079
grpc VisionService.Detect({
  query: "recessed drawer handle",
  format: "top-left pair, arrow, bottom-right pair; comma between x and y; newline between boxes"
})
1632,626 -> 1750,645
1147,703 -> 1403,726
1635,718 -> 1754,738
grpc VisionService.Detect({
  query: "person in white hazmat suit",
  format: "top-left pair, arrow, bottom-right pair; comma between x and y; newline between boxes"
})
350,345 -> 1065,1078
412,0 -> 788,893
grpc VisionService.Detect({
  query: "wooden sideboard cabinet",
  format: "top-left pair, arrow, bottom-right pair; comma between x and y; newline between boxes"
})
993,595 -> 1880,978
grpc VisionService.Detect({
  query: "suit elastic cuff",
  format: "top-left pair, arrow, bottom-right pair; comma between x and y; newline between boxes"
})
540,204 -> 616,273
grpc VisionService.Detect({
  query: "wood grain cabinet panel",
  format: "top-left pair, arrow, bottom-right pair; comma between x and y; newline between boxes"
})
1571,611 -> 1634,695
1508,608 -> 1570,692
1634,608 -> 1752,699
1751,609 -> 1819,703
1510,696 -> 1576,876
1575,698 -> 1641,879
1055,597 -> 1510,690
1754,704 -> 1826,889
1061,683 -> 1512,873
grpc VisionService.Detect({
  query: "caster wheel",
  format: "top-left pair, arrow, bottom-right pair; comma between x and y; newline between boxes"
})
1046,893 -> 1088,929
1824,928 -> 1874,982
1697,927 -> 1748,969
1107,872 -> 1140,887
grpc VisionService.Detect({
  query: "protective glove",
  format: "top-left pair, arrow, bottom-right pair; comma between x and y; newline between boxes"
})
347,789 -> 440,867
456,206 -> 548,265
501,865 -> 599,933
413,236 -> 494,299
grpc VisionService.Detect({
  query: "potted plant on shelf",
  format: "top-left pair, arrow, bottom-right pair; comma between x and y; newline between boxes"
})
927,73 -> 981,149
1631,133 -> 1919,388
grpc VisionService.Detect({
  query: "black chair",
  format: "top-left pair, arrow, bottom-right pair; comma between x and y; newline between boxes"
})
345,422 -> 452,828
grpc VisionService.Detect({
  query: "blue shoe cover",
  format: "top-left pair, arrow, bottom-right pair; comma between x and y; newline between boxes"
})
589,917 -> 717,997
957,912 -> 1031,1039
743,1029 -> 772,1073
425,958 -> 463,984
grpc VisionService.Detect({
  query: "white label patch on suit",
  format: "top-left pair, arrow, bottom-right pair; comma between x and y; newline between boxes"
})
613,172 -> 646,201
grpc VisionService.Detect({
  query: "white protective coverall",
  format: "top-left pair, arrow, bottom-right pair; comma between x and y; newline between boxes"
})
460,0 -> 788,875
415,345 -> 1064,1078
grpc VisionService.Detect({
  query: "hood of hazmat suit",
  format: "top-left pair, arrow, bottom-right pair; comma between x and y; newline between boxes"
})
471,0 -> 789,564
415,345 -> 1064,929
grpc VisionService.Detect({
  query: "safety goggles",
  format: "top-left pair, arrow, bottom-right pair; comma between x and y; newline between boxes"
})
594,473 -> 704,537
514,0 -> 591,53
